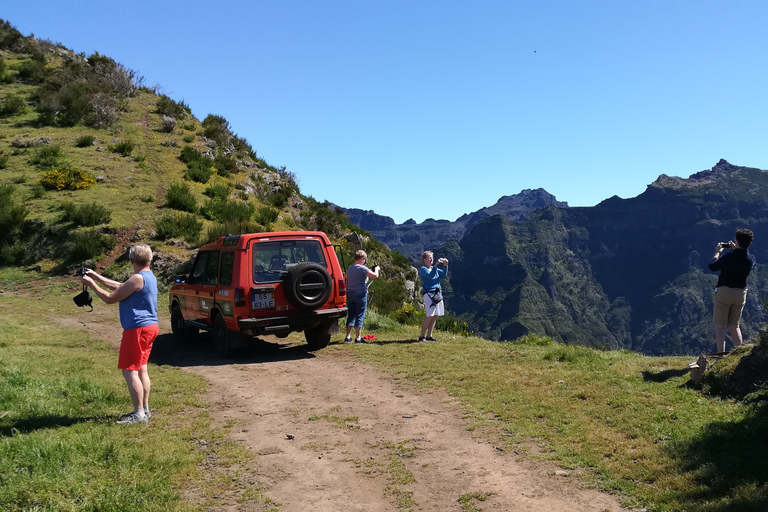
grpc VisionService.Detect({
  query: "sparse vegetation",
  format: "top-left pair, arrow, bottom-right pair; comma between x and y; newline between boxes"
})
155,94 -> 190,118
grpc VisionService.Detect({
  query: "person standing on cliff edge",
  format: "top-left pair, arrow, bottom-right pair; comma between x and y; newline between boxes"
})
708,228 -> 756,353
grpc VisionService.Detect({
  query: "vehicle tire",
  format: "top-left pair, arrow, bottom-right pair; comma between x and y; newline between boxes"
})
171,304 -> 198,343
304,321 -> 332,350
283,262 -> 333,311
213,314 -> 233,358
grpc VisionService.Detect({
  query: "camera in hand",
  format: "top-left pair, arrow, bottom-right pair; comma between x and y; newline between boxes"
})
75,267 -> 89,277
719,242 -> 732,249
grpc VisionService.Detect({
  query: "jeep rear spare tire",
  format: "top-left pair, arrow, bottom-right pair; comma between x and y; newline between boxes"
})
283,262 -> 332,311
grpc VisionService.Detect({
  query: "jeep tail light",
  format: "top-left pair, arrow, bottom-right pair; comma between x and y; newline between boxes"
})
234,287 -> 246,307
338,278 -> 346,297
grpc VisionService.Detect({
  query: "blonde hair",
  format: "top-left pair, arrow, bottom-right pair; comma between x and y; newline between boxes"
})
355,250 -> 367,262
129,244 -> 153,266
421,251 -> 433,261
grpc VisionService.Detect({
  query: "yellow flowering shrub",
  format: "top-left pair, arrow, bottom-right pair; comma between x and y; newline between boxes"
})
38,166 -> 97,191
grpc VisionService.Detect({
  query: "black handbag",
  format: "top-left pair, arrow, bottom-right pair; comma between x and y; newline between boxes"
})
428,289 -> 443,307
73,285 -> 93,312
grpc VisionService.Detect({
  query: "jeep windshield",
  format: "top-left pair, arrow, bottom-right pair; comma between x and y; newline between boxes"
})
253,239 -> 327,283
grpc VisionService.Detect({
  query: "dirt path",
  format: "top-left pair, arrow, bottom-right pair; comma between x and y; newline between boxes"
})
64,311 -> 626,512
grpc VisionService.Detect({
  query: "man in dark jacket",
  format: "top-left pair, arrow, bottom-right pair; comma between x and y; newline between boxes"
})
708,228 -> 756,352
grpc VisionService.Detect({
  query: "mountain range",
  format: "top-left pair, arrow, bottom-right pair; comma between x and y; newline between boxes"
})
346,160 -> 768,356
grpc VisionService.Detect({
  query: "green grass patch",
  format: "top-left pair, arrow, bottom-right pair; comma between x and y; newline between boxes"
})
338,331 -> 768,511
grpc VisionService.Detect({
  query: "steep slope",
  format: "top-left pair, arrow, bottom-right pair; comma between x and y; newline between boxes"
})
343,188 -> 567,262
444,160 -> 768,355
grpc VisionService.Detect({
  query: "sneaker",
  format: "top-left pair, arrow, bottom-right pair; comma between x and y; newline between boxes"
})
418,336 -> 425,342
116,412 -> 148,425
426,336 -> 438,342
354,338 -> 364,344
344,336 -> 353,343
122,409 -> 152,420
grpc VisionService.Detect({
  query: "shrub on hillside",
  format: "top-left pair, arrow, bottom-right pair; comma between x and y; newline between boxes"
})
390,303 -> 423,326
155,212 -> 202,244
29,145 -> 65,169
204,220 -> 265,242
203,184 -> 230,201
15,57 -> 47,83
60,201 -> 112,227
156,94 -> 190,118
38,165 -> 96,191
74,135 -> 96,147
0,240 -> 29,266
179,146 -> 206,164
185,160 -> 212,184
201,198 -> 254,223
64,229 -> 116,262
0,93 -> 26,116
165,182 -> 197,212
160,115 -> 176,133
202,114 -> 231,147
0,184 -> 28,243
87,92 -> 118,128
214,152 -> 237,177
183,135 -> 194,143
0,154 -> 8,169
108,140 -> 135,156
254,206 -> 279,226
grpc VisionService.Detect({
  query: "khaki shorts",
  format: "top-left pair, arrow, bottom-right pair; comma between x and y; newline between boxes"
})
713,286 -> 747,326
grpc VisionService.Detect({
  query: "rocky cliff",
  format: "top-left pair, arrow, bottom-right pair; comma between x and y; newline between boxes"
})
343,188 -> 567,262
441,160 -> 768,355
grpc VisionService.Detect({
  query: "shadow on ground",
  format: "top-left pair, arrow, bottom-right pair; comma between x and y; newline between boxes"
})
150,333 -> 315,368
0,415 -> 113,436
641,368 -> 691,383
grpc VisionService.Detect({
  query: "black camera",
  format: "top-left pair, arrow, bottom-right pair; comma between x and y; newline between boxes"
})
75,267 -> 89,277
719,242 -> 732,249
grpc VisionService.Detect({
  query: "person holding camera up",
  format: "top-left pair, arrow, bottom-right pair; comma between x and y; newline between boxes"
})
419,251 -> 448,342
344,250 -> 380,343
79,244 -> 158,425
708,229 -> 756,353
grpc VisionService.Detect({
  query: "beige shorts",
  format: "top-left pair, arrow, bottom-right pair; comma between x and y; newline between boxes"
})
713,286 -> 747,326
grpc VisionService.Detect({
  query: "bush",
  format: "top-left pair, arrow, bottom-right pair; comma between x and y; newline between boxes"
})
203,184 -> 230,201
0,155 -> 8,169
165,182 -> 197,212
38,165 -> 96,191
202,114 -> 231,147
74,135 -> 96,147
108,140 -> 135,156
156,94 -> 190,118
29,145 -> 65,169
60,201 -> 112,227
87,92 -> 117,128
390,303 -> 424,326
185,160 -> 212,184
65,229 -> 116,262
435,314 -> 472,336
29,184 -> 45,199
180,123 -> 195,131
0,184 -> 28,243
160,115 -> 176,133
155,212 -> 203,244
0,93 -> 26,116
214,152 -> 237,177
0,240 -> 29,266
179,146 -> 206,165
204,220 -> 264,242
183,135 -> 194,143
255,206 -> 279,226
201,198 -> 254,223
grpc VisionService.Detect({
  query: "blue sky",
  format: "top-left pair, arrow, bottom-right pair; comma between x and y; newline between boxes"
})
4,1 -> 768,223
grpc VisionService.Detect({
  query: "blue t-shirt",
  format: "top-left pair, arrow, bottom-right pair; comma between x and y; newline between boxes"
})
119,271 -> 158,330
346,264 -> 370,301
419,265 -> 446,293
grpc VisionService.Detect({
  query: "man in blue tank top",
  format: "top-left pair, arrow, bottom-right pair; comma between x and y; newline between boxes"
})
80,244 -> 159,425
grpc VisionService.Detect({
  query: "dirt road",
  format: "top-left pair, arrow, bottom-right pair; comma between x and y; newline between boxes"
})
69,309 -> 626,512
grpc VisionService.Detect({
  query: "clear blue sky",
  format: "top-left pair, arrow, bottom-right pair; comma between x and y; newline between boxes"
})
5,1 -> 768,223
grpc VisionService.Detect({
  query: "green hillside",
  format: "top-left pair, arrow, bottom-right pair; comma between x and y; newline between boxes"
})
0,20 -> 414,311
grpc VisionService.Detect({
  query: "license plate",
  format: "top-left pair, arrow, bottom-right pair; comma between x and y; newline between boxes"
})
252,292 -> 275,309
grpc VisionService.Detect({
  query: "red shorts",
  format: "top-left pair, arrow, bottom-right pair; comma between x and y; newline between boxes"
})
118,324 -> 159,371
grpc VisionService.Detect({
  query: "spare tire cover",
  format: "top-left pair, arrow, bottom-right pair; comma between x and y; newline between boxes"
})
283,262 -> 333,311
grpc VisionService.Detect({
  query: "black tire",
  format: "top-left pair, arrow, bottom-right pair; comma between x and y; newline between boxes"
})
304,321 -> 332,350
283,262 -> 333,311
171,304 -> 198,343
213,314 -> 233,358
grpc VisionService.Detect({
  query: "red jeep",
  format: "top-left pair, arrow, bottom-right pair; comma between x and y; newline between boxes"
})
169,231 -> 348,356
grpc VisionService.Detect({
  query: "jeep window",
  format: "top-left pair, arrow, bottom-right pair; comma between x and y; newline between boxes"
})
187,252 -> 209,285
204,251 -> 220,286
219,252 -> 235,286
253,240 -> 327,283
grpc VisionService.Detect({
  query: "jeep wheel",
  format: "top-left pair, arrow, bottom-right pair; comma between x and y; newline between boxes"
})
284,262 -> 333,311
213,315 -> 233,358
171,304 -> 198,343
304,321 -> 332,350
